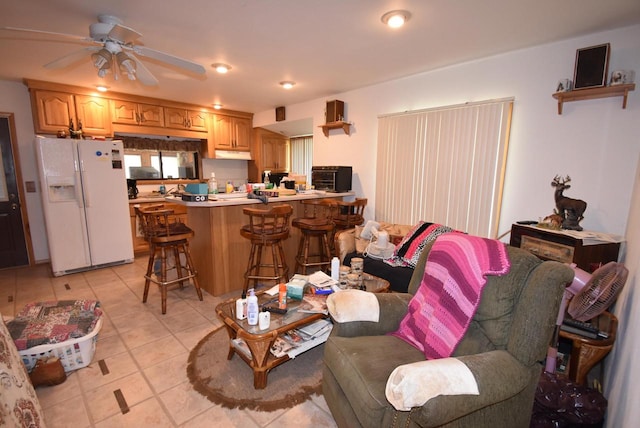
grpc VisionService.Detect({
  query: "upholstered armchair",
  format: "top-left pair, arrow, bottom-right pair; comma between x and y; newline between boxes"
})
322,241 -> 574,428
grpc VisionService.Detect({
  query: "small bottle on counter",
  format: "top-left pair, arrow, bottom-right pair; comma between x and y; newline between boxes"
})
226,181 -> 234,193
235,291 -> 247,320
278,283 -> 287,310
159,183 -> 166,194
208,173 -> 218,194
331,256 -> 340,281
247,289 -> 259,326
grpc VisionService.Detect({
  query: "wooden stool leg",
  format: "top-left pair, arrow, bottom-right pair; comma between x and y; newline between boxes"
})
143,244 -> 156,303
321,234 -> 332,271
271,242 -> 281,283
183,242 -> 203,301
173,245 -> 185,289
244,242 -> 257,294
277,241 -> 289,283
159,247 -> 168,315
302,233 -> 312,275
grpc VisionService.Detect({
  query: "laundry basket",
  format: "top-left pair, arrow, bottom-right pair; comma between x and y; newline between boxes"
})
18,317 -> 102,372
7,300 -> 103,372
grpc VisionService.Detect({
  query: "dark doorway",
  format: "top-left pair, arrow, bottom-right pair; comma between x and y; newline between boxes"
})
0,114 -> 30,268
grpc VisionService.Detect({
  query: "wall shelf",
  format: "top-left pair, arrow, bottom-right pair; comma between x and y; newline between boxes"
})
320,121 -> 351,137
552,83 -> 635,114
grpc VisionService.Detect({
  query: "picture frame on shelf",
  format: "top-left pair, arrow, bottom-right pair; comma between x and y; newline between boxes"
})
573,43 -> 610,90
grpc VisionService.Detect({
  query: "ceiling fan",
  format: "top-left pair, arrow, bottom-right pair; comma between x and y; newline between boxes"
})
2,14 -> 206,86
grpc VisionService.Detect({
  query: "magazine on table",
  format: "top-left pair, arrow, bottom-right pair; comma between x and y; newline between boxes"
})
298,294 -> 329,314
270,319 -> 334,358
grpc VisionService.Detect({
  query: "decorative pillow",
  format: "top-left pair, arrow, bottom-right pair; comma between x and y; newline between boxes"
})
0,314 -> 46,427
385,222 -> 458,268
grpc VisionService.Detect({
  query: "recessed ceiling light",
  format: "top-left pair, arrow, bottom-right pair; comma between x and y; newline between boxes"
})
280,81 -> 295,89
211,63 -> 231,74
96,85 -> 109,92
381,10 -> 411,28
213,103 -> 223,110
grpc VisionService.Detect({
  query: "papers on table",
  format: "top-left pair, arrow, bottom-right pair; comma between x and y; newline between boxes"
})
308,271 -> 339,288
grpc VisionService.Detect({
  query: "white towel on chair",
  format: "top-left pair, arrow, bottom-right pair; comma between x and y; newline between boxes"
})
326,289 -> 380,323
386,358 -> 479,411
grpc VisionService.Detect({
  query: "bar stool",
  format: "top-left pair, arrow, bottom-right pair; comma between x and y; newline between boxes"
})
136,204 -> 202,314
241,204 -> 293,294
333,198 -> 367,230
292,199 -> 337,274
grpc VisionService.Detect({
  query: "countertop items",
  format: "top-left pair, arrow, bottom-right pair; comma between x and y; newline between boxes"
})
153,190 -> 352,207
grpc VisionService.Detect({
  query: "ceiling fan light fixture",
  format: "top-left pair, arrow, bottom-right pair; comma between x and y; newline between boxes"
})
213,103 -> 223,110
212,63 -> 231,74
280,81 -> 295,89
91,48 -> 112,69
116,51 -> 136,80
381,10 -> 411,28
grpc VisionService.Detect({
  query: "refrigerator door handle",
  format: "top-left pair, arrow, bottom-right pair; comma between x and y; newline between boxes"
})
78,159 -> 90,208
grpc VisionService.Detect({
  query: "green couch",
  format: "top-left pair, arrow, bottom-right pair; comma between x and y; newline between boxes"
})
322,241 -> 574,428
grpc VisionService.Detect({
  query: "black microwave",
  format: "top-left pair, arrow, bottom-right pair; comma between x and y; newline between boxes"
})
311,166 -> 352,192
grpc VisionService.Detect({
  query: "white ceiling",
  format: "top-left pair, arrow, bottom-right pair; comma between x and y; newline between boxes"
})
1,0 -> 639,124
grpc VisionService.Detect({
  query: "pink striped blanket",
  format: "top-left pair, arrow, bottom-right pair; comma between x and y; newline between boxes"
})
391,234 -> 510,359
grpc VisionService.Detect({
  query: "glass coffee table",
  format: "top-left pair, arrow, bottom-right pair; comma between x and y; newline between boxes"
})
215,274 -> 390,389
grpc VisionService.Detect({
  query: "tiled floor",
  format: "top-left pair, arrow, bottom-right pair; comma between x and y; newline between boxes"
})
0,258 -> 338,427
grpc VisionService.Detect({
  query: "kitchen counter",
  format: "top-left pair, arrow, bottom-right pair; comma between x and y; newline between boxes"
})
129,190 -> 353,206
173,191 -> 354,296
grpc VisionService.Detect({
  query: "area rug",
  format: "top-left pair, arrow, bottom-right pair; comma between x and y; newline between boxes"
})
186,327 -> 324,411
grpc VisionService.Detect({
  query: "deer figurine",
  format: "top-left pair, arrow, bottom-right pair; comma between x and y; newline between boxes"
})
551,175 -> 587,231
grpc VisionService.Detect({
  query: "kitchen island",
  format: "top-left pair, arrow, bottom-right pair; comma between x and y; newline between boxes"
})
166,191 -> 354,296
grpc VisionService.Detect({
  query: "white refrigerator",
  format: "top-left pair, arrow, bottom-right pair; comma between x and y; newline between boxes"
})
36,137 -> 134,276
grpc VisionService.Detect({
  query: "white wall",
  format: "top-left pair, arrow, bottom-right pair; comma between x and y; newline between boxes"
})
255,24 -> 640,238
604,154 -> 640,427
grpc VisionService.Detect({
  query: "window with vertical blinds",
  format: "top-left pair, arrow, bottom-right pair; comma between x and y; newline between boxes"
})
375,98 -> 513,238
290,136 -> 313,183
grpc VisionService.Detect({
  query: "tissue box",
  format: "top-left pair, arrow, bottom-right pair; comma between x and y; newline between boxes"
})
185,183 -> 208,194
286,279 -> 306,300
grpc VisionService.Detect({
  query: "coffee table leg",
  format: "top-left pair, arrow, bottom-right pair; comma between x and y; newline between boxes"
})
243,333 -> 278,389
222,324 -> 237,360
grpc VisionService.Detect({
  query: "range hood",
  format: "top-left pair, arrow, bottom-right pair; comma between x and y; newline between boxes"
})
214,150 -> 252,160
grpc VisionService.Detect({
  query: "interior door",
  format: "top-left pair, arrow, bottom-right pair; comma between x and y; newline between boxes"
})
0,114 -> 29,268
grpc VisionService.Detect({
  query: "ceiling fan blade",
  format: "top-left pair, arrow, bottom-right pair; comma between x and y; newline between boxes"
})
129,55 -> 159,86
44,46 -> 99,69
132,45 -> 205,75
1,26 -> 96,45
107,23 -> 142,44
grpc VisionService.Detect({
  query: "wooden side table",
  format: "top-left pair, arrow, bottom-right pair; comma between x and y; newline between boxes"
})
558,311 -> 617,385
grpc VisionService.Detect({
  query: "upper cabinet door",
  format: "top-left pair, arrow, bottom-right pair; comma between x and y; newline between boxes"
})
233,117 -> 252,151
165,107 -> 208,132
112,100 -> 164,127
31,90 -> 76,134
75,95 -> 112,136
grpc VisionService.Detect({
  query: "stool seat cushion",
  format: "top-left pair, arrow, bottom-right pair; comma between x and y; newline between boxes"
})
293,217 -> 334,231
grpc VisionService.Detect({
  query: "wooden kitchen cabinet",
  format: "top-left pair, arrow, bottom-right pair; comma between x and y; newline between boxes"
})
111,99 -> 165,127
74,95 -> 112,136
30,90 -> 76,134
510,224 -> 621,272
248,127 -> 289,182
211,114 -> 252,151
164,107 -> 208,132
30,90 -> 112,137
262,137 -> 289,172
129,202 -> 188,253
